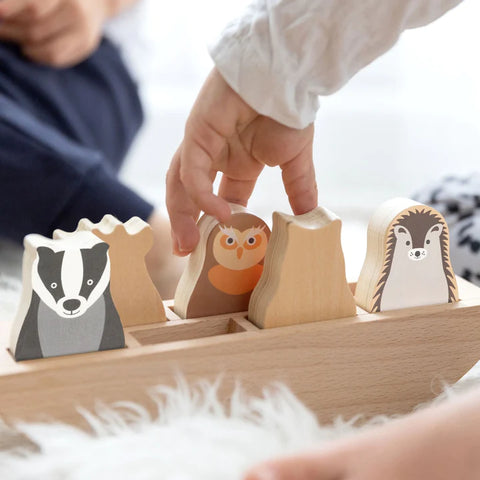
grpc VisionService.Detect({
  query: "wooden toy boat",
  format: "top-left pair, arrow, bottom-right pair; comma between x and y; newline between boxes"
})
2,201 -> 478,428
0,275 -> 479,428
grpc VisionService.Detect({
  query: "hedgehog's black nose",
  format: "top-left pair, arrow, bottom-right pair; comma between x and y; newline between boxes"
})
63,299 -> 81,312
415,251 -> 421,257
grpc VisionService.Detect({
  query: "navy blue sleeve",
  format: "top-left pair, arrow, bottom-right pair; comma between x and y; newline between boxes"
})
0,96 -> 153,242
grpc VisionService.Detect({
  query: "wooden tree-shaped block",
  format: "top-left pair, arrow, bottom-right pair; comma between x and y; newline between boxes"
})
248,207 -> 356,328
174,204 -> 270,318
55,215 -> 166,327
10,231 -> 124,361
355,198 -> 459,312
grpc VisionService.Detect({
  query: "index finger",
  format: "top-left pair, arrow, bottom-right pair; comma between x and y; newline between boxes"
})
166,148 -> 202,256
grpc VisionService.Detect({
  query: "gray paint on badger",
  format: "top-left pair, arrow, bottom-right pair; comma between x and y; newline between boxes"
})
38,291 -> 106,357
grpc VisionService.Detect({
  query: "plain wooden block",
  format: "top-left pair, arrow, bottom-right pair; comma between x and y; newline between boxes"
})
55,215 -> 166,327
174,204 -> 270,318
356,198 -> 459,312
10,231 -> 125,361
248,207 -> 357,328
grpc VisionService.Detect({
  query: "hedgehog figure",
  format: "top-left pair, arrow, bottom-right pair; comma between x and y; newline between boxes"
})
356,199 -> 459,312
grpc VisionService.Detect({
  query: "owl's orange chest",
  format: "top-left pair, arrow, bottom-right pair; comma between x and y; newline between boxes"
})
207,264 -> 264,296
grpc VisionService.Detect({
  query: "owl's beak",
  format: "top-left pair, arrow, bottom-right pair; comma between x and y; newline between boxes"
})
237,247 -> 244,259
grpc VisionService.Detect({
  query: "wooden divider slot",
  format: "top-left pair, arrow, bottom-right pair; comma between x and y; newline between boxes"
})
127,316 -> 257,346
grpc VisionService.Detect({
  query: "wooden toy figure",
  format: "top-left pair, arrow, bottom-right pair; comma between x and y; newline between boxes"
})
248,207 -> 357,328
55,215 -> 166,327
355,198 -> 459,312
174,204 -> 270,318
9,231 -> 125,361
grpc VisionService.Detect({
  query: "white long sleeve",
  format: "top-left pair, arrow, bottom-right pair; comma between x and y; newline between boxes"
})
209,0 -> 463,129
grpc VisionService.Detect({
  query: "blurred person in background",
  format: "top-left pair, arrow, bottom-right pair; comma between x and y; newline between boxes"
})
0,0 -> 180,297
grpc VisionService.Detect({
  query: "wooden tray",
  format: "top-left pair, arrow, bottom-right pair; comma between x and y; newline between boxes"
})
0,277 -> 479,428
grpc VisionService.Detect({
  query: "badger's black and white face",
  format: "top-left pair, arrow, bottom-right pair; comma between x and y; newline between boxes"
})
32,242 -> 111,318
393,222 -> 444,262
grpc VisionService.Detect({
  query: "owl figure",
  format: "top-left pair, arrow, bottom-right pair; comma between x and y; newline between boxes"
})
209,225 -> 268,295
174,206 -> 270,318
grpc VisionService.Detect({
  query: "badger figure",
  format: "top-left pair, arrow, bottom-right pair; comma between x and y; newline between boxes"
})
10,232 -> 125,361
372,208 -> 458,312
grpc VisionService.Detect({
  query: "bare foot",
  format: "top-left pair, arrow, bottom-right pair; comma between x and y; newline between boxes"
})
244,389 -> 480,480
145,210 -> 186,299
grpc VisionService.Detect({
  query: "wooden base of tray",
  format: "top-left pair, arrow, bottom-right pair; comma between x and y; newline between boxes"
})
0,277 -> 479,428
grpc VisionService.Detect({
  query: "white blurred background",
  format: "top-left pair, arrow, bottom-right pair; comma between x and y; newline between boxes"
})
113,0 -> 480,277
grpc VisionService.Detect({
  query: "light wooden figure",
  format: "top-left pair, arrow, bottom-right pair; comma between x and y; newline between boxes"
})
355,198 -> 459,312
9,231 -> 125,361
55,215 -> 166,327
248,207 -> 356,328
174,204 -> 270,318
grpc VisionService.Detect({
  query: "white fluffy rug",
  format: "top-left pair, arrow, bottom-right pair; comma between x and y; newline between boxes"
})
0,380 -> 477,480
0,381 -> 374,480
0,240 -> 23,322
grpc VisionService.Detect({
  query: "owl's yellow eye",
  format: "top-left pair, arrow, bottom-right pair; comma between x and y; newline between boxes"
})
220,235 -> 237,250
244,234 -> 262,250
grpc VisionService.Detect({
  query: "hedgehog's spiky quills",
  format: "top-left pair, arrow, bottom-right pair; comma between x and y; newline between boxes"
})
371,208 -> 457,312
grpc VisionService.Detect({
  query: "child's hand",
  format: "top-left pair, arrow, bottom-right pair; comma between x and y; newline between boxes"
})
166,68 -> 317,256
0,0 -> 109,67
244,393 -> 480,480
